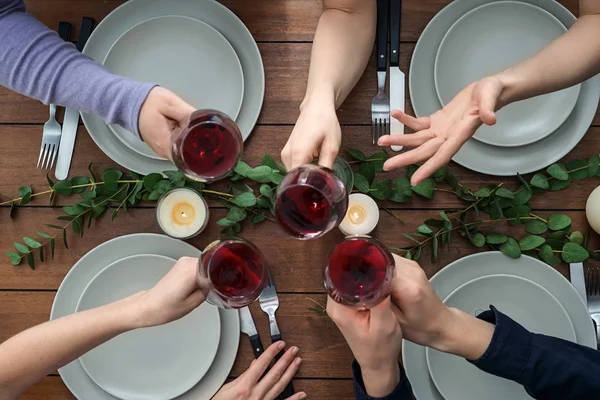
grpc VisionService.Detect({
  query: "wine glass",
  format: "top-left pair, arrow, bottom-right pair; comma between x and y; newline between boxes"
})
197,238 -> 267,309
171,109 -> 243,183
324,236 -> 395,309
274,157 -> 351,240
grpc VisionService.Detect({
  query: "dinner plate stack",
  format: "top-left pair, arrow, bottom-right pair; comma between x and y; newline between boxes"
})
410,0 -> 600,176
51,234 -> 240,400
402,252 -> 596,400
81,0 -> 265,175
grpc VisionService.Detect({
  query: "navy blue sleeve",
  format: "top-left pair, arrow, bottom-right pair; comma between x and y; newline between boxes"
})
352,361 -> 413,400
471,306 -> 600,399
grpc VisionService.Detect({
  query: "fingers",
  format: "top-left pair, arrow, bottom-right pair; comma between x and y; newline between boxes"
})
283,392 -> 308,400
157,87 -> 196,122
383,138 -> 442,172
391,109 -> 431,131
378,129 -> 435,148
257,346 -> 302,399
368,297 -> 394,331
326,296 -> 360,328
242,341 -> 286,384
264,356 -> 304,400
317,140 -> 339,169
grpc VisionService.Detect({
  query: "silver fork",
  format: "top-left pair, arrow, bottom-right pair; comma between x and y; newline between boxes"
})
371,72 -> 391,145
586,267 -> 600,347
37,104 -> 62,169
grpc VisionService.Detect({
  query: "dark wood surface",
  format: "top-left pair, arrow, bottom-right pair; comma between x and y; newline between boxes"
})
0,0 -> 597,398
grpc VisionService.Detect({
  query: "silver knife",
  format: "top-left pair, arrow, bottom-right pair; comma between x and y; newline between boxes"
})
389,0 -> 405,151
239,306 -> 264,359
570,262 -> 587,306
55,17 -> 95,180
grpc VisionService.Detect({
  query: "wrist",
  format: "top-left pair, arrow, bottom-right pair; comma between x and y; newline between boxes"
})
300,87 -> 336,113
360,361 -> 401,398
433,308 -> 495,361
494,69 -> 526,107
112,291 -> 153,330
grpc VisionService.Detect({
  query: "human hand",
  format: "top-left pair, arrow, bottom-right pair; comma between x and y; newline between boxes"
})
213,341 -> 306,400
378,76 -> 505,185
327,297 -> 402,397
281,102 -> 341,171
389,255 -> 494,360
132,257 -> 208,328
138,87 -> 195,159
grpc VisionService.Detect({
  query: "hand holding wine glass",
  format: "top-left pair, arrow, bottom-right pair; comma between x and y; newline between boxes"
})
327,297 -> 402,397
377,76 -> 505,186
212,341 -> 306,400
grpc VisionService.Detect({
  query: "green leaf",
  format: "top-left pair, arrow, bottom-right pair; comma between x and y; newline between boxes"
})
111,209 -> 119,221
486,233 -> 508,245
164,170 -> 185,184
570,231 -> 584,245
91,205 -> 107,218
395,176 -> 412,197
217,218 -> 237,227
6,251 -> 21,266
81,190 -> 97,202
513,188 -> 532,206
276,161 -> 287,175
37,231 -> 52,239
530,174 -> 549,189
474,188 -> 491,198
13,242 -> 30,254
234,161 -> 252,176
547,163 -> 569,181
402,233 -> 421,244
259,185 -> 274,201
103,168 -> 123,192
367,151 -> 387,172
539,244 -> 560,265
353,173 -> 370,194
389,190 -> 410,203
407,165 -> 418,179
425,219 -> 445,228
417,224 -> 433,235
39,246 -> 44,263
499,237 -> 521,258
588,155 -> 600,177
53,180 -> 73,195
495,188 -> 514,199
549,177 -> 571,191
227,207 -> 247,222
525,220 -> 548,235
565,160 -> 588,180
128,182 -> 143,205
233,223 -> 242,234
345,147 -> 366,161
50,238 -> 55,259
18,186 -> 32,205
548,214 -> 571,231
269,171 -> 283,185
62,228 -> 68,249
412,179 -> 435,199
23,237 -> 42,249
471,232 -> 486,248
261,154 -> 279,170
432,236 -> 439,261
562,242 -> 589,263
46,172 -> 55,188
62,204 -> 88,216
26,253 -> 35,270
147,190 -> 162,201
517,173 -> 531,191
245,166 -> 273,182
370,179 -> 392,200
252,215 -> 266,224
153,180 -> 172,196
359,161 -> 375,184
404,251 -> 412,260
71,176 -> 91,193
504,205 -> 531,224
257,198 -> 271,209
234,192 -> 257,207
143,173 -> 163,191
45,224 -> 64,230
518,235 -> 546,251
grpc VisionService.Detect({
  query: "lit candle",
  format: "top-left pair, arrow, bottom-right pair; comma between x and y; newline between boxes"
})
156,188 -> 209,239
586,186 -> 600,234
339,193 -> 380,236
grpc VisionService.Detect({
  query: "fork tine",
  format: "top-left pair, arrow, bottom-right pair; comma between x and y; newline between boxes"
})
595,268 -> 599,296
48,144 -> 58,169
37,144 -> 46,168
372,120 -> 376,145
41,144 -> 50,169
43,144 -> 53,169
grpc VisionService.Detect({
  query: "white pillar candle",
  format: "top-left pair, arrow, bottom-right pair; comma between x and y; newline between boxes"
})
339,193 -> 380,236
586,186 -> 600,235
156,188 -> 209,239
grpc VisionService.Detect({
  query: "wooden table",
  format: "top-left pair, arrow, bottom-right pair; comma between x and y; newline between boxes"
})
0,0 -> 597,398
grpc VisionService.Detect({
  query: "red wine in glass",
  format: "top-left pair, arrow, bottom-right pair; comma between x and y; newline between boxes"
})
198,238 -> 267,309
275,164 -> 349,240
324,236 -> 395,309
172,109 -> 243,183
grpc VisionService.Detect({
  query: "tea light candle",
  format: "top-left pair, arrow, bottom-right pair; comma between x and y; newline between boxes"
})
156,188 -> 209,239
586,186 -> 600,234
339,193 -> 380,236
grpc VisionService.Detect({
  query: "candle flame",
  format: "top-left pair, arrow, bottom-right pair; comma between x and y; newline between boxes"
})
348,205 -> 367,225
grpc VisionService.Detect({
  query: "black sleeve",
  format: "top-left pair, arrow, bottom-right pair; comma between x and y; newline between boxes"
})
352,361 -> 414,400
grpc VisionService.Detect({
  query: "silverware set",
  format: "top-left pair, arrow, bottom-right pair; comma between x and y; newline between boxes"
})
570,262 -> 600,348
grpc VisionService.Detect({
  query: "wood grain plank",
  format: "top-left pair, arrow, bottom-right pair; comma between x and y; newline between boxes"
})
1,208 -> 597,291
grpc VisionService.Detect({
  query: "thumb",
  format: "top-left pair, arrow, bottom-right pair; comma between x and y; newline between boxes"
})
317,139 -> 339,169
474,81 -> 501,126
159,89 -> 196,123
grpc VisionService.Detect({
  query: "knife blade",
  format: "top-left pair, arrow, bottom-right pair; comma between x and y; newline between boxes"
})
55,17 -> 95,180
240,306 -> 264,359
389,0 -> 405,151
570,262 -> 588,306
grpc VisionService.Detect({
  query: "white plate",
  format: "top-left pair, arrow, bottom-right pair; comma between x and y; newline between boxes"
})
409,0 -> 600,176
51,234 -> 240,400
104,15 -> 244,160
81,0 -> 265,175
402,252 -> 596,400
434,1 -> 580,147
426,274 -> 576,400
76,254 -> 221,400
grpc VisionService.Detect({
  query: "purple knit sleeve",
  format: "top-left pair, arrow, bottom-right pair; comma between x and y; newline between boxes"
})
0,0 -> 155,136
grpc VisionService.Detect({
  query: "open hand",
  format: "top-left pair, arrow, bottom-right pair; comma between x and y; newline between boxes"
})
378,76 -> 505,185
281,103 -> 341,170
213,341 -> 306,400
138,87 -> 196,159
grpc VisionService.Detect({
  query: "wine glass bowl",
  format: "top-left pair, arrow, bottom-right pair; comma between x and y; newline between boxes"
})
324,236 -> 395,309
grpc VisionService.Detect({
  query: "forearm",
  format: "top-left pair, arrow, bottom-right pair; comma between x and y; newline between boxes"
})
0,294 -> 143,398
302,0 -> 376,111
497,13 -> 600,106
352,361 -> 413,400
0,0 -> 154,135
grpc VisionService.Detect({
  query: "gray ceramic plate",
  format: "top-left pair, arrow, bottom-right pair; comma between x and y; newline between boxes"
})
81,0 -> 265,175
76,254 -> 221,400
402,252 -> 596,400
435,1 -> 580,147
409,0 -> 600,176
51,234 -> 240,400
104,15 -> 244,160
426,274 -> 576,400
